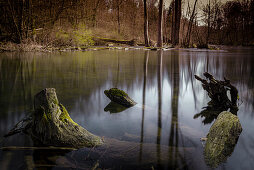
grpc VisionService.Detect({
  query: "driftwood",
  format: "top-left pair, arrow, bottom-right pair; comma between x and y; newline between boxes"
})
104,88 -> 136,107
194,72 -> 238,111
4,88 -> 103,148
93,37 -> 138,46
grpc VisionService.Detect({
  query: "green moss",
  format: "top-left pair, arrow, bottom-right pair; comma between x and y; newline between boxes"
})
204,111 -> 242,168
59,104 -> 77,125
42,112 -> 48,122
36,106 -> 51,122
108,88 -> 128,97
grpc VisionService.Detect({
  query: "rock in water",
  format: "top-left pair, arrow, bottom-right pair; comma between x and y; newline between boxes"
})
104,88 -> 136,107
204,111 -> 242,168
5,88 -> 103,148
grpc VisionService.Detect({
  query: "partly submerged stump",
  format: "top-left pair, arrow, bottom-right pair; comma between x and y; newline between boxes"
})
195,72 -> 238,111
204,111 -> 242,168
5,88 -> 103,148
104,88 -> 136,107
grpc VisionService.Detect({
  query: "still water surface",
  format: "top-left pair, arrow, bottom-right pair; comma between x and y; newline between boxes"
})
0,48 -> 253,169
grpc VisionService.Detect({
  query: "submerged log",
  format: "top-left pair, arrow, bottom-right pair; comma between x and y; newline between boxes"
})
204,111 -> 242,168
194,72 -> 238,110
104,88 -> 136,107
5,88 -> 103,148
52,138 -> 194,169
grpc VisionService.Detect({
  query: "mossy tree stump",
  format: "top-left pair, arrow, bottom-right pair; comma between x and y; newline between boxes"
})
5,88 -> 103,148
204,111 -> 242,168
104,88 -> 136,107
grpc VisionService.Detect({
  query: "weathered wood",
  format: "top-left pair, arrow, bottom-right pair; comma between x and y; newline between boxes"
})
204,111 -> 242,168
194,72 -> 238,110
93,37 -> 138,46
5,88 -> 103,148
104,88 -> 136,107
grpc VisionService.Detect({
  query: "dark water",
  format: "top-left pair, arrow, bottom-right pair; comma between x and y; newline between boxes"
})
0,48 -> 253,169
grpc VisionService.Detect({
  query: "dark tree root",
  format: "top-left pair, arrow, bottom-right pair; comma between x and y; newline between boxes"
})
195,72 -> 238,112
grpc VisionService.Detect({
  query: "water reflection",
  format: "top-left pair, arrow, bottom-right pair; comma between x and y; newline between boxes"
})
194,108 -> 222,125
0,48 -> 254,169
157,51 -> 162,167
104,102 -> 127,113
139,50 -> 149,162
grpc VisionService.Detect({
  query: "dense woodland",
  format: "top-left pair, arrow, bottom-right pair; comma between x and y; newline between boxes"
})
0,0 -> 254,47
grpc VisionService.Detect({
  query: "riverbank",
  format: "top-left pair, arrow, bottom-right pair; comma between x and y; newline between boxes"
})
0,41 -> 224,53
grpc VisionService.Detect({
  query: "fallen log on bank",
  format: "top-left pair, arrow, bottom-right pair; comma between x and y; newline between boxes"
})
4,88 -> 103,148
194,72 -> 238,111
93,37 -> 139,46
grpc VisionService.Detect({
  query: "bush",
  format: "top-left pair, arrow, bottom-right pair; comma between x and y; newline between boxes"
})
55,24 -> 94,47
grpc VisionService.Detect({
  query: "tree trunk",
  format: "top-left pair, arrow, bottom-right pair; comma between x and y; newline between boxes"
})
157,0 -> 163,47
92,0 -> 101,27
117,0 -> 122,34
206,0 -> 211,45
5,88 -> 103,148
186,0 -> 198,47
144,0 -> 150,47
171,0 -> 182,46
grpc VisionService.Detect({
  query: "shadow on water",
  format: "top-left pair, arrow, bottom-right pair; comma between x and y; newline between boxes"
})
104,102 -> 128,113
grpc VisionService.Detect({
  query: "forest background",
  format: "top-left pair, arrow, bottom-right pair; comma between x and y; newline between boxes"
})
0,0 -> 254,49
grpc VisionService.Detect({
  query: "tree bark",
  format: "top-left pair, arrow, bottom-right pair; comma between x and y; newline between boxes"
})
144,0 -> 150,47
157,0 -> 164,47
5,88 -> 103,148
186,0 -> 198,47
171,0 -> 182,45
206,0 -> 211,45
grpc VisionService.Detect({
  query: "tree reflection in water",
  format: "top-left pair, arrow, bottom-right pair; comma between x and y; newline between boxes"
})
156,50 -> 162,167
0,48 -> 254,169
139,50 -> 149,162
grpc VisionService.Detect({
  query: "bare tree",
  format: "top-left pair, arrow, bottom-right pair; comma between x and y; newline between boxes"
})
144,0 -> 150,47
186,0 -> 198,47
171,0 -> 182,46
207,0 -> 211,45
92,0 -> 102,27
157,0 -> 164,47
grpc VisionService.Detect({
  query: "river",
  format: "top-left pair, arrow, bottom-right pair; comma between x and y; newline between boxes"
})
0,47 -> 253,169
